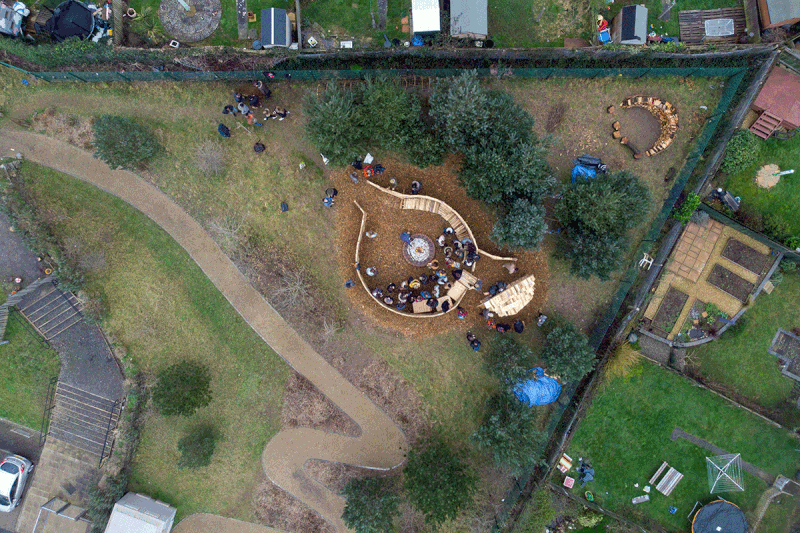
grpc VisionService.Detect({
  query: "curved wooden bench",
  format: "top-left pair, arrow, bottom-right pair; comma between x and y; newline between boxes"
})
366,181 -> 516,263
353,201 -> 478,319
621,95 -> 679,157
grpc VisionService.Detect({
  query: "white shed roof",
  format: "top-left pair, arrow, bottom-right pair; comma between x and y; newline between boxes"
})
412,0 -> 440,33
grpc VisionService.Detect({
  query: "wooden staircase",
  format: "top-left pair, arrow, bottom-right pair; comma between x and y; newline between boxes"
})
749,110 -> 782,139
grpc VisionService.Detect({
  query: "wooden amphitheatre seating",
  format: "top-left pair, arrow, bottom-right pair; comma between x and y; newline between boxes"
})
620,95 -> 679,157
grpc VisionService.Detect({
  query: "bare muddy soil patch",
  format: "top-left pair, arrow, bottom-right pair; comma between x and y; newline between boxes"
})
721,238 -> 770,275
707,264 -> 754,303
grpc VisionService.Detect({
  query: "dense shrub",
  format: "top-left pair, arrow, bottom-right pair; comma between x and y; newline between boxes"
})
404,436 -> 476,526
490,199 -> 547,250
484,335 -> 537,390
556,171 -> 651,279
470,392 -> 546,473
151,360 -> 212,416
177,423 -> 221,469
341,476 -> 401,533
303,83 -> 362,167
541,322 -> 596,383
93,115 -> 163,170
721,129 -> 761,175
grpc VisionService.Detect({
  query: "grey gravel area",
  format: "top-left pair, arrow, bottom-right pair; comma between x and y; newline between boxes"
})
159,0 -> 222,42
0,211 -> 43,290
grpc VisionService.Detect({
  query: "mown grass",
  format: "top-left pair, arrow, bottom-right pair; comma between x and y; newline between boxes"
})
690,272 -> 798,410
566,360 -> 800,532
0,317 -> 60,429
723,133 -> 800,239
20,162 -> 290,522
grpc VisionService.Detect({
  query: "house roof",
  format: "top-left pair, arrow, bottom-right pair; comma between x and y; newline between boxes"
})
412,0 -> 440,33
450,0 -> 487,38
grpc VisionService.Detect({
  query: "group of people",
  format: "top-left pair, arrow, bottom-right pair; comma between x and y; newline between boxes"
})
367,269 -> 466,312
217,82 -> 289,138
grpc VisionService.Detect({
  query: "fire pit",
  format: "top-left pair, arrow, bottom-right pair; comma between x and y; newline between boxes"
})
402,234 -> 435,266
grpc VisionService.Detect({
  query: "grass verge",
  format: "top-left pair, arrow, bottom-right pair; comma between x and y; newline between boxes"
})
689,272 -> 798,410
0,317 -> 60,429
566,359 -> 800,532
723,133 -> 800,240
19,162 -> 290,522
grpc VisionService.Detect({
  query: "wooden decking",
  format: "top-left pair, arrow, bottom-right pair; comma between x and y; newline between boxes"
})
678,7 -> 746,43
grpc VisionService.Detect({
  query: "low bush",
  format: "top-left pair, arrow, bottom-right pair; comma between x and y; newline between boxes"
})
721,129 -> 760,175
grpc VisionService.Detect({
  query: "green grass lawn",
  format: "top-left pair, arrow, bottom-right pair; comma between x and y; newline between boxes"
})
690,272 -> 799,410
566,360 -> 800,532
723,133 -> 800,240
0,317 -> 60,429
19,163 -> 290,522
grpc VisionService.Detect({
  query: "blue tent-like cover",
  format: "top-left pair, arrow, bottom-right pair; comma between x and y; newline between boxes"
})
514,367 -> 561,406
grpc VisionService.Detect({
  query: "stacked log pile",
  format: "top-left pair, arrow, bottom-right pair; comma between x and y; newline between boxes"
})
620,95 -> 679,156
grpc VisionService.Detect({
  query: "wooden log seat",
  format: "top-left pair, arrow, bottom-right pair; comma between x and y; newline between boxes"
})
620,95 -> 679,157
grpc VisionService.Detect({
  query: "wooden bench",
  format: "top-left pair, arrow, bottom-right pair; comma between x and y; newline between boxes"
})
649,461 -> 683,496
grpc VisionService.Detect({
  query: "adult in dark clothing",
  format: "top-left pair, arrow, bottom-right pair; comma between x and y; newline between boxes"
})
514,319 -> 525,333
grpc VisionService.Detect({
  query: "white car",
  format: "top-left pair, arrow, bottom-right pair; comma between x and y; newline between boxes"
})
0,454 -> 33,512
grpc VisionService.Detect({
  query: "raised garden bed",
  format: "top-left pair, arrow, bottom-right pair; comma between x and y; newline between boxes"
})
652,286 -> 689,334
721,239 -> 770,275
707,264 -> 755,303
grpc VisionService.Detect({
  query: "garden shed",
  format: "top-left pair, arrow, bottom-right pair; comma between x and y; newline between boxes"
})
260,8 -> 291,47
450,0 -> 487,39
757,0 -> 800,28
611,5 -> 648,45
411,0 -> 440,35
104,492 -> 176,533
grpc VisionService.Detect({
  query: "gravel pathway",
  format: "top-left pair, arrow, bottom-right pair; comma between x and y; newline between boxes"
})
0,130 -> 408,533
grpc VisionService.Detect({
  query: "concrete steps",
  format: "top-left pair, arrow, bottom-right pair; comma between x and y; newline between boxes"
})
48,383 -> 120,458
18,282 -> 83,341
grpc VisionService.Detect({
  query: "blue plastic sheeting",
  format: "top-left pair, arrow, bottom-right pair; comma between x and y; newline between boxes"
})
571,165 -> 597,182
514,367 -> 562,406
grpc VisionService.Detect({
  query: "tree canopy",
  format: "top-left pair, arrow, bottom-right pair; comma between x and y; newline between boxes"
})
471,392 -> 546,474
341,476 -> 401,533
556,171 -> 651,279
541,322 -> 596,383
151,360 -> 213,416
404,436 -> 477,526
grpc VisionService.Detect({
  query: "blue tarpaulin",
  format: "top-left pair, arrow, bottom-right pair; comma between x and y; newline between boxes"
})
514,367 -> 561,406
571,165 -> 597,182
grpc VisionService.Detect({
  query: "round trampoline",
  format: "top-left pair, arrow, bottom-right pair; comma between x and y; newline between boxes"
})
402,234 -> 435,266
692,500 -> 748,533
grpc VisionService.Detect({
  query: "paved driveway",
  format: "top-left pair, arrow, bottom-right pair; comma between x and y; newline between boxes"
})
0,419 -> 43,533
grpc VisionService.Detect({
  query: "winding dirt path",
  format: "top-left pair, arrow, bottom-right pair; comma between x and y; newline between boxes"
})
0,130 -> 408,533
